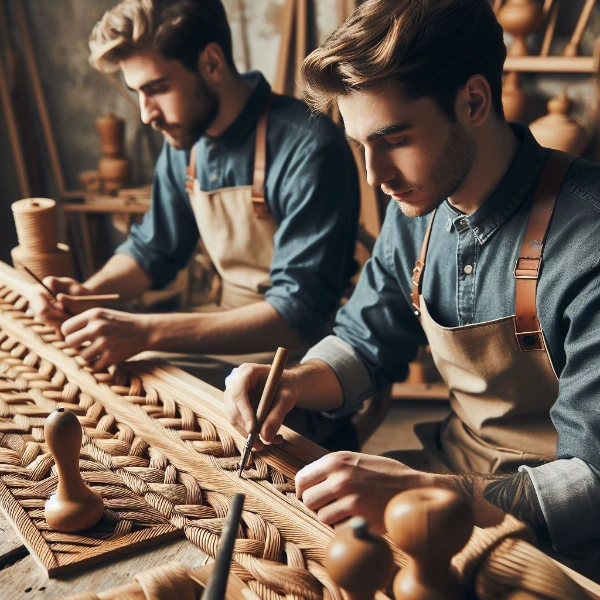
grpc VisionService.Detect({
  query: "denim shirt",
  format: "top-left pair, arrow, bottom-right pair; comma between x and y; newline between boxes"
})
304,123 -> 600,550
116,71 -> 359,345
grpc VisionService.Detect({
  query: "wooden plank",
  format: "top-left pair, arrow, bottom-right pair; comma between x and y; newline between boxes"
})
0,536 -> 207,600
504,55 -> 596,72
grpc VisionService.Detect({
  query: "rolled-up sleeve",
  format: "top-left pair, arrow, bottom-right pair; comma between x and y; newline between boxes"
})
520,459 -> 600,549
300,204 -> 427,414
265,135 -> 359,345
116,142 -> 199,289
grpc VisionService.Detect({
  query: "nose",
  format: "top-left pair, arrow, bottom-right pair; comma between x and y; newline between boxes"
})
139,93 -> 159,126
364,146 -> 396,188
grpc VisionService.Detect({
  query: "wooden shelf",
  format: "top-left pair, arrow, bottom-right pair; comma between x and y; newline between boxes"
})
504,55 -> 599,73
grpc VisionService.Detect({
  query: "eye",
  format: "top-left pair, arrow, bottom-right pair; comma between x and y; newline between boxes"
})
386,137 -> 408,148
146,83 -> 169,96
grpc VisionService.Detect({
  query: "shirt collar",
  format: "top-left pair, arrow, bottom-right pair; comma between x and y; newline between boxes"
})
204,71 -> 271,145
443,122 -> 546,244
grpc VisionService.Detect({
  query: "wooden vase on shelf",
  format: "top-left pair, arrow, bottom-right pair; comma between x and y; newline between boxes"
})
529,89 -> 589,154
502,72 -> 528,122
96,112 -> 131,193
497,0 -> 544,56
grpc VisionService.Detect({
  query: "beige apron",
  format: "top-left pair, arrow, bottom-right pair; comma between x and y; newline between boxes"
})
185,100 -> 277,310
411,151 -> 575,474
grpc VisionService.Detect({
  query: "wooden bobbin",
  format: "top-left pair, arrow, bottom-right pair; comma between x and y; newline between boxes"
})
384,487 -> 474,600
44,406 -> 104,532
325,516 -> 395,600
11,197 -> 57,253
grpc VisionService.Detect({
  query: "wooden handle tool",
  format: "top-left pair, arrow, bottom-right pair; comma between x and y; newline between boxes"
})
237,347 -> 289,476
202,493 -> 245,600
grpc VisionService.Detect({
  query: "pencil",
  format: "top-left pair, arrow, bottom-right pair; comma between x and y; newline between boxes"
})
59,293 -> 121,302
237,347 -> 289,476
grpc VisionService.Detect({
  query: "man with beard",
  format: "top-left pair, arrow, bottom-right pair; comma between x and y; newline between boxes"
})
224,0 -> 600,578
30,0 -> 360,449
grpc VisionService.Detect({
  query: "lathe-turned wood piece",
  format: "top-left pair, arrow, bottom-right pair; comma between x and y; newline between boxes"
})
502,72 -> 528,122
497,0 -> 544,56
529,88 -> 589,154
96,112 -> 130,192
325,516 -> 394,600
384,488 -> 473,600
44,406 -> 105,532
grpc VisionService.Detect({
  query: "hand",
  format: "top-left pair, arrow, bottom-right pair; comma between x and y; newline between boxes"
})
224,364 -> 300,450
296,452 -> 432,532
61,308 -> 151,371
28,277 -> 93,330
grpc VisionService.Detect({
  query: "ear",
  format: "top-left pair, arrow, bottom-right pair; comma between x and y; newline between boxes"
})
197,42 -> 227,82
455,75 -> 492,127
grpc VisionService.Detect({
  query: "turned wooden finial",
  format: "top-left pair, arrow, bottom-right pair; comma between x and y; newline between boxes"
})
325,516 -> 395,600
497,0 -> 543,57
384,488 -> 473,600
529,88 -> 589,154
44,406 -> 104,532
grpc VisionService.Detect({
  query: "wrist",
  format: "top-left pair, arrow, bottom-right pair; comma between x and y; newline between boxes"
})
142,314 -> 164,351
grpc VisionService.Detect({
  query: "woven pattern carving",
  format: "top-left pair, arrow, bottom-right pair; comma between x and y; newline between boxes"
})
0,264 -> 385,600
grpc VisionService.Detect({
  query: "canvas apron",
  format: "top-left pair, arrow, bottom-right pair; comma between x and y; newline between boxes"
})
185,103 -> 277,310
411,151 -> 575,474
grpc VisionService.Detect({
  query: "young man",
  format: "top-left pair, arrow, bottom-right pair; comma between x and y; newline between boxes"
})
225,0 -> 600,576
29,0 -> 360,449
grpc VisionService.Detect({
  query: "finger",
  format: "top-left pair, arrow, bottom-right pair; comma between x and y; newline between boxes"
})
295,455 -> 334,500
56,294 -> 92,316
317,496 -> 358,527
79,338 -> 106,362
260,391 -> 294,443
63,323 -> 94,349
225,364 -> 269,433
61,310 -> 93,337
300,475 -> 345,513
90,350 -> 113,372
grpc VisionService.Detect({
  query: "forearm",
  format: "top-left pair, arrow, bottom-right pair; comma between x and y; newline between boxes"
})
84,254 -> 152,299
434,470 -> 550,541
145,301 -> 306,355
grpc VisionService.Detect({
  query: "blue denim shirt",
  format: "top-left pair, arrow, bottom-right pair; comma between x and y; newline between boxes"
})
304,123 -> 600,550
116,71 -> 359,345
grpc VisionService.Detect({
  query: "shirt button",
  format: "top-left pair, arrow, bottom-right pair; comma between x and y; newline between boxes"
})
464,264 -> 473,275
459,219 -> 468,228
209,173 -> 218,183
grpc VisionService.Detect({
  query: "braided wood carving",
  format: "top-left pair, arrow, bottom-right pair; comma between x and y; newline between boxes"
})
0,262 -> 398,600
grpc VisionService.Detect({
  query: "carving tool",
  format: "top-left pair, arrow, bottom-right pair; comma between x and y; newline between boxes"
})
237,347 -> 289,476
202,493 -> 245,600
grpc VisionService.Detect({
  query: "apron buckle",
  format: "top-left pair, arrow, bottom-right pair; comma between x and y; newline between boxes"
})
411,261 -> 425,287
514,256 -> 540,280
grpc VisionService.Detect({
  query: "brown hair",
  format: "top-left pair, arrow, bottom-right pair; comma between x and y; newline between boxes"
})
89,0 -> 234,74
301,0 -> 506,120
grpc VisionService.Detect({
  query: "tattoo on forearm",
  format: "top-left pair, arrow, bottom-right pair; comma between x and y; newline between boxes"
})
482,471 -> 550,542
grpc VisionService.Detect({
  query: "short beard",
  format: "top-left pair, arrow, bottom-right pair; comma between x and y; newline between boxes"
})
397,124 -> 476,218
164,75 -> 220,150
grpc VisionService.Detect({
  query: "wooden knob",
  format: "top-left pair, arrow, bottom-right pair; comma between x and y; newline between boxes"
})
44,407 -> 104,532
325,517 -> 394,600
384,488 -> 473,600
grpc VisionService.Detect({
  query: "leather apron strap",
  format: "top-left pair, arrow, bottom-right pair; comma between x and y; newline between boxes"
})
514,150 -> 575,350
186,97 -> 272,218
411,150 -> 576,350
